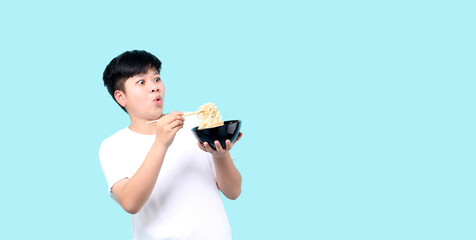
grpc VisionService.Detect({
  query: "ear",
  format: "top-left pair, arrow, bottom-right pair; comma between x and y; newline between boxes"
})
114,90 -> 127,107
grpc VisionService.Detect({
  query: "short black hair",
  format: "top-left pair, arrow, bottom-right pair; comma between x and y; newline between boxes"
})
103,50 -> 162,112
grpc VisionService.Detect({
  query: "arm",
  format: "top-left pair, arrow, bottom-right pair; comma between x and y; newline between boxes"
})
198,133 -> 243,200
212,152 -> 242,200
112,112 -> 184,214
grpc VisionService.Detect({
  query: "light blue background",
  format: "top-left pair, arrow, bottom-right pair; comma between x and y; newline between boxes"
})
1,0 -> 474,239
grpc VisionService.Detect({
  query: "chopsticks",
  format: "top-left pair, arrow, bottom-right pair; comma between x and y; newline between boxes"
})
146,111 -> 199,126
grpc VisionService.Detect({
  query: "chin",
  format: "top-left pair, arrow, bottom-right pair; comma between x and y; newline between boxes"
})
153,111 -> 164,119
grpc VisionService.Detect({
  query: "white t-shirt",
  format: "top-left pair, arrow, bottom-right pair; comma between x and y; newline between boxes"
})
99,117 -> 232,240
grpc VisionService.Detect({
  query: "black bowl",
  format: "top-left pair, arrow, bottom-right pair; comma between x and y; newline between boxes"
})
191,120 -> 242,150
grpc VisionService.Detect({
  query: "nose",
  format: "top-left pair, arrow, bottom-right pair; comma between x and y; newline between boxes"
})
150,83 -> 160,93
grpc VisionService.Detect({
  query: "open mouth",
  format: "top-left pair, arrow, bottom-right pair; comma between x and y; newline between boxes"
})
154,96 -> 162,104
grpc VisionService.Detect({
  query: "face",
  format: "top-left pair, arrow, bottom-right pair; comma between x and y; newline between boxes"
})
114,68 -> 165,121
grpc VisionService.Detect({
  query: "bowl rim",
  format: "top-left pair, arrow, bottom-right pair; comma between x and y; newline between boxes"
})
191,120 -> 241,131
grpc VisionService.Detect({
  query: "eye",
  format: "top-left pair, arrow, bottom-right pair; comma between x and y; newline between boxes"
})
137,80 -> 145,85
154,77 -> 161,82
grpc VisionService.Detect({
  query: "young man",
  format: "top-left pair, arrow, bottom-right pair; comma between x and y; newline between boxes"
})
99,50 -> 242,239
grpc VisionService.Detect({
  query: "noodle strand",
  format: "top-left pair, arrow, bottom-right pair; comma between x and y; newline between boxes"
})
197,102 -> 224,129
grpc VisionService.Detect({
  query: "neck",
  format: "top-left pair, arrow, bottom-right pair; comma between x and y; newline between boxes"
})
128,115 -> 162,135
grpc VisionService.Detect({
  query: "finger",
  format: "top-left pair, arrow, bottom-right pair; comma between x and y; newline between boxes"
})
203,141 -> 216,153
215,140 -> 224,152
164,112 -> 185,124
175,115 -> 185,124
197,142 -> 206,151
225,139 -> 232,150
230,132 -> 243,148
232,132 -> 243,144
171,111 -> 184,117
172,124 -> 184,131
170,120 -> 184,129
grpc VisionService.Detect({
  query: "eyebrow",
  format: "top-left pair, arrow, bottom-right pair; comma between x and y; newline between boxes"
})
134,72 -> 160,79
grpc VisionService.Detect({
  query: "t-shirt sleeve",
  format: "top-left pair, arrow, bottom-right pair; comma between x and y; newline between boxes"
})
99,138 -> 130,200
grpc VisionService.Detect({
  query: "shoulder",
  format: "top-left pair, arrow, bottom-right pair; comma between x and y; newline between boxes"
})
99,128 -> 130,152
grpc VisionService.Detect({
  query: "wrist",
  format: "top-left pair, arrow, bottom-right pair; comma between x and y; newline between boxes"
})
152,139 -> 169,150
212,152 -> 232,163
